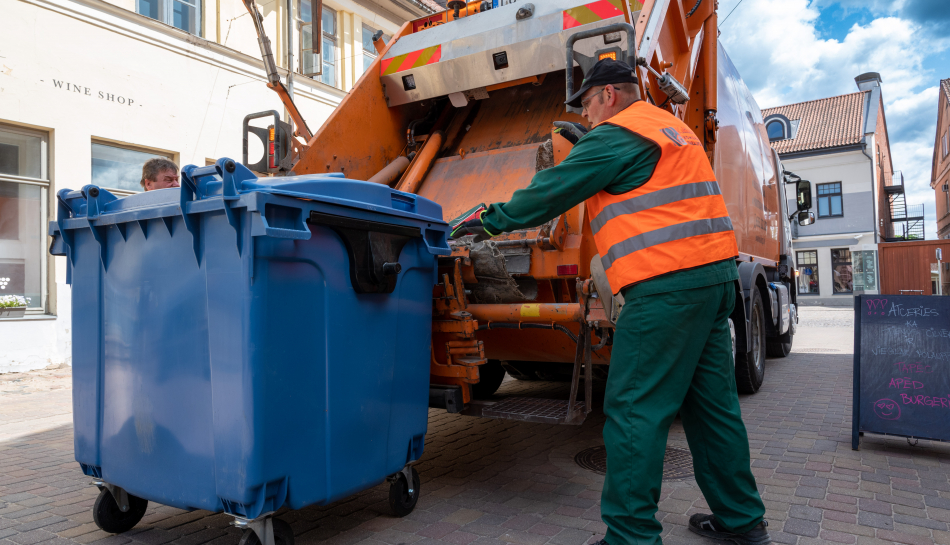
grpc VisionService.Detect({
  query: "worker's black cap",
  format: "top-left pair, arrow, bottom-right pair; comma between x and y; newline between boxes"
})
566,58 -> 638,108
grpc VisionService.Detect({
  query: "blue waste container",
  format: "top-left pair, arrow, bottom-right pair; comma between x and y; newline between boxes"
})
49,159 -> 450,542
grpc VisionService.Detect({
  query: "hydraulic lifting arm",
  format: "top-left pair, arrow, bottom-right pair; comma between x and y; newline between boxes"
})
241,0 -> 314,141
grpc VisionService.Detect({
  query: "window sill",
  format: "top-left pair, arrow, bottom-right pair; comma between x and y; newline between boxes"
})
817,215 -> 844,220
0,314 -> 58,322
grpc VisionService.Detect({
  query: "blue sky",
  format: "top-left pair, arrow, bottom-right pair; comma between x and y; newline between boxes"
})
716,0 -> 950,239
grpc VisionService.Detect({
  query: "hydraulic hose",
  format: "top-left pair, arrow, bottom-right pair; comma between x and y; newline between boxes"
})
477,322 -> 579,344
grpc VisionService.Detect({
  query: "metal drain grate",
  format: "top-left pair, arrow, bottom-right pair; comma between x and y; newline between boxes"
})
574,445 -> 695,480
793,348 -> 840,353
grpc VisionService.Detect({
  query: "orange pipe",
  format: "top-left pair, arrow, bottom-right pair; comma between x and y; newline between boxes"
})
396,131 -> 444,194
366,156 -> 410,186
702,12 -> 718,115
466,303 -> 585,323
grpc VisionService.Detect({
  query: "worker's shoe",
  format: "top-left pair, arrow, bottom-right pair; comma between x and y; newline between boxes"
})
688,514 -> 771,545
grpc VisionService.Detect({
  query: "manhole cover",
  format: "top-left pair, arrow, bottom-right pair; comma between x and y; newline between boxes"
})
794,348 -> 840,353
574,445 -> 694,480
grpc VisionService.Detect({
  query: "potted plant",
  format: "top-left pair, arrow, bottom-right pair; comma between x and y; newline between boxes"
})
0,295 -> 30,319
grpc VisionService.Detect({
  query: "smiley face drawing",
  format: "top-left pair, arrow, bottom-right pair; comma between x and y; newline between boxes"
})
873,399 -> 901,420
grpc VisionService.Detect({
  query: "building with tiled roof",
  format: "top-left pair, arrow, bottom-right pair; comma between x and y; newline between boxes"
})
931,79 -> 950,243
762,74 -> 924,304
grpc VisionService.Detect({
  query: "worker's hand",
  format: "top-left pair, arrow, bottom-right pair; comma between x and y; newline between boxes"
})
450,204 -> 494,242
553,121 -> 589,146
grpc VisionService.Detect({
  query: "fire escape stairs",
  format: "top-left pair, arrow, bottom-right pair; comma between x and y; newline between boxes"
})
885,173 -> 925,241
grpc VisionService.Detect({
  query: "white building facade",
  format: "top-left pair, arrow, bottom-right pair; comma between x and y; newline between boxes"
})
766,74 -> 910,306
0,0 -> 439,372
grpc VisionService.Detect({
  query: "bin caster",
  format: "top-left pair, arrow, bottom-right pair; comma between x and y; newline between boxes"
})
92,485 -> 148,534
234,516 -> 294,545
388,466 -> 420,517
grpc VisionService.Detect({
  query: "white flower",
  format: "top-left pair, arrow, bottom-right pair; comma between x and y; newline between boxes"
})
0,295 -> 29,308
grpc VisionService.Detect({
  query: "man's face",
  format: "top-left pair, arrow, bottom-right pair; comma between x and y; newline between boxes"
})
144,169 -> 180,191
581,85 -> 610,126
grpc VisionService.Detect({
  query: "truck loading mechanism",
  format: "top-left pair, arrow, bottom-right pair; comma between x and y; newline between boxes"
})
240,0 -> 815,425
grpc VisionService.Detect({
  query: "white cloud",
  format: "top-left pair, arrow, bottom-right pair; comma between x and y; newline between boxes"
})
717,0 -> 948,238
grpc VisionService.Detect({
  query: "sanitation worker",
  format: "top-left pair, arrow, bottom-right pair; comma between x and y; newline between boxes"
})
140,158 -> 181,191
450,59 -> 771,545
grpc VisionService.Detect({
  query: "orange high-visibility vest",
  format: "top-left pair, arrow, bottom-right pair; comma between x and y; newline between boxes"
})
586,101 -> 738,294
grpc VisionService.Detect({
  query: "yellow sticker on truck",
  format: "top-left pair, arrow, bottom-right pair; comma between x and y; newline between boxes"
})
380,45 -> 442,76
563,0 -> 625,29
520,304 -> 541,318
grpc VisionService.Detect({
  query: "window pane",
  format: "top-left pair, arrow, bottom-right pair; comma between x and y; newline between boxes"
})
832,249 -> 852,293
322,8 -> 336,36
137,0 -> 159,20
301,24 -> 316,74
172,0 -> 199,35
818,196 -> 829,217
831,195 -> 842,216
363,53 -> 374,74
0,129 -> 43,179
864,252 -> 877,290
299,0 -> 311,23
91,143 -> 170,192
766,121 -> 784,140
362,24 -> 376,53
320,37 -> 336,87
0,181 -> 44,308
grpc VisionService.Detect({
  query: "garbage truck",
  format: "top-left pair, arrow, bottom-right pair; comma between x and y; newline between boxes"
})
241,0 -> 816,424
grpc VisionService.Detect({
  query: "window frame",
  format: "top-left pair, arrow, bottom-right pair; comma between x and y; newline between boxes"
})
831,248 -> 854,294
796,250 -> 819,296
361,23 -> 378,75
816,182 -> 843,218
135,0 -> 202,36
90,140 -> 175,196
0,123 -> 50,315
943,130 -> 948,158
297,1 -> 338,87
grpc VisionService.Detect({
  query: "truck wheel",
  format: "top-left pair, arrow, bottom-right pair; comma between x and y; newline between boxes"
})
388,467 -> 420,517
93,488 -> 148,534
766,338 -> 792,358
500,361 -> 538,381
471,360 -> 506,399
237,519 -> 294,545
735,288 -> 766,394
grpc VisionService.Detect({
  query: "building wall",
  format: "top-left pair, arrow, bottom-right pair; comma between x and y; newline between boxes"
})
872,96 -> 896,241
933,88 -> 950,239
0,0 -> 424,372
782,150 -> 879,306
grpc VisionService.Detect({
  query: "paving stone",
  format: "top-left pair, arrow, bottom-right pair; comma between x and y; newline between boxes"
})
788,505 -> 822,522
783,518 -> 820,538
856,511 -> 893,530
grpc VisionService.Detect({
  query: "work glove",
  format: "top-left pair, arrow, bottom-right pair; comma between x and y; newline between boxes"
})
449,203 -> 495,241
553,121 -> 589,146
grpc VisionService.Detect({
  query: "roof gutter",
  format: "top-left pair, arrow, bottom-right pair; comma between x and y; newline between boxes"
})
859,88 -> 878,244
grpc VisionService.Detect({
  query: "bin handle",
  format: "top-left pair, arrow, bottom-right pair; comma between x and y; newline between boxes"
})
251,212 -> 312,240
80,185 -> 117,269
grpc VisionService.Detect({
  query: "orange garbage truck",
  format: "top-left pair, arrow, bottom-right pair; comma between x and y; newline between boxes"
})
240,0 -> 815,424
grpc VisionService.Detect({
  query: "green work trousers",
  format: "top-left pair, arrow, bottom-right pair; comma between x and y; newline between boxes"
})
601,281 -> 765,545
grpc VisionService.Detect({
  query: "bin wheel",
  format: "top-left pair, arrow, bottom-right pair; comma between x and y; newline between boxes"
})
237,519 -> 294,545
388,467 -> 420,517
93,488 -> 148,534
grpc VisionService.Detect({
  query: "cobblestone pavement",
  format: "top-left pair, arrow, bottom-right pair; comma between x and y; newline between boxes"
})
2,308 -> 949,545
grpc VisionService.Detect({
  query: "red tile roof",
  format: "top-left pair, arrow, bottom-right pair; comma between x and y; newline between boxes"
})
761,91 -> 867,154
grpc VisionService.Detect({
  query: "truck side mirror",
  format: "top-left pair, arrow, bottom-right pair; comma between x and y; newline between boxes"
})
797,180 -> 812,211
798,211 -> 816,226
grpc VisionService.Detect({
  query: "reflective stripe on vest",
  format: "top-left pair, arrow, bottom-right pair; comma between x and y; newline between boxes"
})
585,101 -> 739,293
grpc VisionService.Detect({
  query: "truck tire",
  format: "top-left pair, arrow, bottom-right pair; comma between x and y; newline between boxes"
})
471,360 -> 506,399
735,288 -> 766,394
766,338 -> 792,358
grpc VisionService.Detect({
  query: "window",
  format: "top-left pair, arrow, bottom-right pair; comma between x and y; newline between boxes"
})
91,143 -> 172,193
362,24 -> 378,75
136,0 -> 201,35
852,250 -> 877,292
943,130 -> 948,158
796,251 -> 819,295
832,249 -> 853,294
766,120 -> 786,141
817,182 -> 843,217
299,0 -> 337,88
0,125 -> 49,312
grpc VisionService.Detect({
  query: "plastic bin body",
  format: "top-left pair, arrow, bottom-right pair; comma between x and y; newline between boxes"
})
49,160 -> 450,518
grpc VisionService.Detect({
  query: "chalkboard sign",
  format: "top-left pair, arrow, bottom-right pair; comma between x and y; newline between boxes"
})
853,295 -> 950,449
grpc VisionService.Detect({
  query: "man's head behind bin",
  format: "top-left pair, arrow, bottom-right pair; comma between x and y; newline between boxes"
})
141,158 -> 180,191
567,58 -> 640,126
